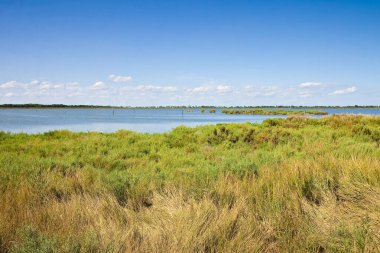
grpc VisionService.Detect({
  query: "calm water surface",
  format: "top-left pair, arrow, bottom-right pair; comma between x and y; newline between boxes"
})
0,108 -> 379,133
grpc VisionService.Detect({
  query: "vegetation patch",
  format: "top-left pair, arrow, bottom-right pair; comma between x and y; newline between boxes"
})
0,115 -> 379,252
222,109 -> 328,115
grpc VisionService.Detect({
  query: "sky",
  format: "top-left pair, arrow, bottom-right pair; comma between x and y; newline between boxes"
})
0,0 -> 379,106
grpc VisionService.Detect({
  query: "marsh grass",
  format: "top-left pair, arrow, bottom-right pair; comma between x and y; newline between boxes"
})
222,109 -> 328,115
0,115 -> 380,252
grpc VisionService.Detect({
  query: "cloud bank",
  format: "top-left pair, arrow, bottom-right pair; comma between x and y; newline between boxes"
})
0,78 -> 364,106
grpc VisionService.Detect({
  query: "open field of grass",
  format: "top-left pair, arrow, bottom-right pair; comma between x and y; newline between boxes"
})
0,115 -> 380,252
222,109 -> 329,115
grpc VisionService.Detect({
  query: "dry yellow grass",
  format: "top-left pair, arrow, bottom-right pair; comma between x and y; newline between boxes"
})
0,115 -> 380,252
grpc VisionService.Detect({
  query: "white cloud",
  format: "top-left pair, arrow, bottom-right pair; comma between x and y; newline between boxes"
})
186,85 -> 233,94
298,90 -> 314,98
39,83 -> 51,90
90,81 -> 107,90
65,82 -> 81,91
298,82 -> 322,88
4,92 -> 14,97
216,85 -> 232,94
134,85 -> 178,92
30,80 -> 40,85
0,81 -> 17,89
38,82 -> 62,90
330,86 -> 358,95
0,78 -> 370,106
187,86 -> 213,94
109,74 -> 132,82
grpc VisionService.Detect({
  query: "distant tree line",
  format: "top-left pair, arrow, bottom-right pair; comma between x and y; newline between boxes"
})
0,104 -> 379,109
0,104 -> 117,108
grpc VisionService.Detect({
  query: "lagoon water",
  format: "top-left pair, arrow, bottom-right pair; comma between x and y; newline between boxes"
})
1,108 -> 379,134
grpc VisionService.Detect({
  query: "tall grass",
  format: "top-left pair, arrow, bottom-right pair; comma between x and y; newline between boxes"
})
0,115 -> 379,252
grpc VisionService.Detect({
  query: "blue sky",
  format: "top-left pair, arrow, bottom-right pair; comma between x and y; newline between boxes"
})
0,0 -> 379,106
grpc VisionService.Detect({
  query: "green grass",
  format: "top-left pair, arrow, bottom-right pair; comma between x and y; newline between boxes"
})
222,109 -> 328,115
0,115 -> 380,252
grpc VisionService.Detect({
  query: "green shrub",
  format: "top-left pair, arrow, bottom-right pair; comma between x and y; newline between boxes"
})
12,226 -> 58,253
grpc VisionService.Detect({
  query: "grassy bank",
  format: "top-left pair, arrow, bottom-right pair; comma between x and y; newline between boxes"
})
222,109 -> 328,115
0,115 -> 380,252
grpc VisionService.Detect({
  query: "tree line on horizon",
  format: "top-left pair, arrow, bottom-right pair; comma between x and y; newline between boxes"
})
0,103 -> 379,109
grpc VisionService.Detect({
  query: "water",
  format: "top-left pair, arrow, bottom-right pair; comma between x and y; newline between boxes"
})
0,108 -> 379,133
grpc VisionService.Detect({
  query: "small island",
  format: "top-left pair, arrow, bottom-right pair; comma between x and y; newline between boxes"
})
221,109 -> 328,115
